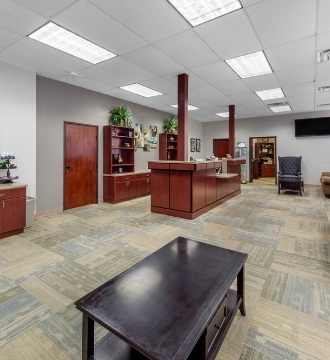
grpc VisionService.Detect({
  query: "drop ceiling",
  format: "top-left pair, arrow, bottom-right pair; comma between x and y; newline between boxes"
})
0,0 -> 329,122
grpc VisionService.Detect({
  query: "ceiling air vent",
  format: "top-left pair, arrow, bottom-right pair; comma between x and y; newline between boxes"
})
317,49 -> 330,63
268,102 -> 292,113
317,86 -> 330,92
317,103 -> 330,108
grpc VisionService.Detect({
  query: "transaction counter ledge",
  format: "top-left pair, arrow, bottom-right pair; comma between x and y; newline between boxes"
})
148,160 -> 242,220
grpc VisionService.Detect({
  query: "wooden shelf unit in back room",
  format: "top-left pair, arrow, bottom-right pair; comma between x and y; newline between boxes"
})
255,142 -> 276,177
103,125 -> 151,203
159,132 -> 178,160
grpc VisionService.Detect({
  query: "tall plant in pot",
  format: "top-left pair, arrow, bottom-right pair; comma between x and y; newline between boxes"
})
109,105 -> 133,128
163,116 -> 178,133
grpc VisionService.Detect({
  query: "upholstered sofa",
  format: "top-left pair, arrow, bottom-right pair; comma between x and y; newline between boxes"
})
320,172 -> 330,198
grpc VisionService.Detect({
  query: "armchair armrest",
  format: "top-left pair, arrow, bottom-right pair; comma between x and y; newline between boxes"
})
321,176 -> 330,185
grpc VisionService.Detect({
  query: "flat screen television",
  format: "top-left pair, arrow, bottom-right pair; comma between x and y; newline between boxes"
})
295,117 -> 330,137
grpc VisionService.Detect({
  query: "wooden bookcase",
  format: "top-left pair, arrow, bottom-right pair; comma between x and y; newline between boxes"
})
159,132 -> 178,160
103,125 -> 134,174
255,142 -> 276,177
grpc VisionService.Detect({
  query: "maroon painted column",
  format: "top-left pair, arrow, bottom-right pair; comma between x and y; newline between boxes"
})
177,73 -> 188,161
229,105 -> 235,157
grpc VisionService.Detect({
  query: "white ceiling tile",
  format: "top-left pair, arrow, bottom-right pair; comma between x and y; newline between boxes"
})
240,0 -> 265,7
246,0 -> 316,48
89,0 -> 190,43
100,57 -> 156,82
190,86 -> 225,99
101,87 -> 142,102
242,73 -> 280,91
53,0 -> 148,55
195,10 -> 261,60
0,0 -> 46,35
229,92 -> 260,103
139,77 -> 177,95
79,66 -> 130,88
154,30 -> 219,69
282,82 -> 315,97
287,93 -> 315,105
191,61 -> 239,84
12,0 -> 77,17
318,0 -> 330,34
209,95 -> 235,107
316,32 -> 330,51
214,80 -> 251,95
123,45 -> 186,76
316,62 -> 330,81
291,103 -> 315,113
0,27 -> 22,48
152,94 -> 177,106
266,37 -> 315,71
241,101 -> 269,111
59,75 -> 111,92
315,92 -> 330,104
277,65 -> 315,86
8,38 -> 90,71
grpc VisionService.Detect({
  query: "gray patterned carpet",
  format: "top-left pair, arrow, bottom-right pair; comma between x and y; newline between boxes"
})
0,182 -> 329,360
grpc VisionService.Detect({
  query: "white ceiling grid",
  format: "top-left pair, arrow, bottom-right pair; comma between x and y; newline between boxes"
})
0,0 -> 328,121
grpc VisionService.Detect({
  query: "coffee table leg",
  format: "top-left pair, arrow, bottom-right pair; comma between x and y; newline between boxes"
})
237,265 -> 246,316
82,314 -> 94,360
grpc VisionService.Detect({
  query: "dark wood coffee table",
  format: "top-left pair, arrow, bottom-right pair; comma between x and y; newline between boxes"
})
75,237 -> 247,360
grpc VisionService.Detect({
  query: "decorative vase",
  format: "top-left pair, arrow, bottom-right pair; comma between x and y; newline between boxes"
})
120,119 -> 125,127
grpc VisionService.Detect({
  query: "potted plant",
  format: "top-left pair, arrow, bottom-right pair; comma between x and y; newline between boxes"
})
108,105 -> 133,128
163,116 -> 178,133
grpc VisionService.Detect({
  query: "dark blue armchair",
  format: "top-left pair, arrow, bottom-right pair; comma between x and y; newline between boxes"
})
277,156 -> 304,196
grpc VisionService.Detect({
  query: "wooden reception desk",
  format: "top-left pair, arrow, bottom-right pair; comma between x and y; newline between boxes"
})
148,160 -> 242,219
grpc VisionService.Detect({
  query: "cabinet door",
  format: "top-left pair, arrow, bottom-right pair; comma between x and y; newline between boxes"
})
0,197 -> 26,233
115,181 -> 128,201
127,180 -> 138,198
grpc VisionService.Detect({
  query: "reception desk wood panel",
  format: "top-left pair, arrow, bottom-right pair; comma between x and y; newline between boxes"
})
148,161 -> 240,219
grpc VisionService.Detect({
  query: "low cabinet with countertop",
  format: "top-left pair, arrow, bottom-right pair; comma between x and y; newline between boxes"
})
0,183 -> 26,239
103,172 -> 151,203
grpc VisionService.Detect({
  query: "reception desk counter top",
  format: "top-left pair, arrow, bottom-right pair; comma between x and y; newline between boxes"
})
148,160 -> 240,219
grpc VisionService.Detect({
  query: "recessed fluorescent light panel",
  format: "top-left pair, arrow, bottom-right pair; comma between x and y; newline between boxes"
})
268,102 -> 292,113
120,84 -> 163,97
317,103 -> 330,108
225,51 -> 272,78
255,88 -> 285,101
167,0 -> 242,27
28,22 -> 116,64
215,112 -> 236,117
171,104 -> 199,110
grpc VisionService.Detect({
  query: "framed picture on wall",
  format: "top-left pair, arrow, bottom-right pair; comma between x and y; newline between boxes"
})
190,138 -> 196,152
196,138 -> 201,152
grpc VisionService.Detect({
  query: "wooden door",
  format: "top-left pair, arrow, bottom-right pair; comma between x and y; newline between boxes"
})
64,122 -> 98,210
213,139 -> 229,158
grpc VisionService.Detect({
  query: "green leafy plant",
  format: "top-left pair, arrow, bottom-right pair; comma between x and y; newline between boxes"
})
108,105 -> 133,127
163,116 -> 178,133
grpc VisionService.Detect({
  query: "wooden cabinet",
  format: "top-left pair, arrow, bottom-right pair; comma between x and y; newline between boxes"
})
138,173 -> 151,196
103,125 -> 134,174
159,133 -> 178,160
261,164 -> 275,177
103,172 -> 150,203
0,185 -> 26,239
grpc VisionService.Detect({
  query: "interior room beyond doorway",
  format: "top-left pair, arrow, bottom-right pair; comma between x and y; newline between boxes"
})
249,137 -> 277,184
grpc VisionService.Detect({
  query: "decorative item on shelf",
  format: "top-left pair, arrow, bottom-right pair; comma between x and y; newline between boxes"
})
112,128 -> 116,135
124,142 -> 130,147
114,154 -> 119,163
163,116 -> 178,134
108,105 -> 132,128
118,154 -> 123,164
118,167 -> 123,173
0,152 -> 18,183
128,130 -> 132,137
169,135 -> 174,141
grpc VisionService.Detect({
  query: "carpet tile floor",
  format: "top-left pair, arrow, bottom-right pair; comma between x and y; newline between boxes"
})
0,182 -> 329,359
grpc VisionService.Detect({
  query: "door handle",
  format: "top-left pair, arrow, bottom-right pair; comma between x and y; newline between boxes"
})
66,165 -> 74,169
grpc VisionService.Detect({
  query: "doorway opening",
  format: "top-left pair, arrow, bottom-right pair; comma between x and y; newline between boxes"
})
249,136 -> 277,184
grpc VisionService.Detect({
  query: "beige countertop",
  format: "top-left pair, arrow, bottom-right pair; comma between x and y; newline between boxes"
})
0,182 -> 27,190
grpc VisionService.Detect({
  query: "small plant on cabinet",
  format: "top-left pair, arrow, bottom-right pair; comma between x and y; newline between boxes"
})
108,105 -> 132,128
163,116 -> 178,133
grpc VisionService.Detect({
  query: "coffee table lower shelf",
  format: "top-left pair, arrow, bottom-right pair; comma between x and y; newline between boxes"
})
93,289 -> 241,360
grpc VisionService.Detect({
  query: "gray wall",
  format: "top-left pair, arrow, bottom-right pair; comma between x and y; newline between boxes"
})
36,76 -> 171,213
203,112 -> 330,185
0,62 -> 36,198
